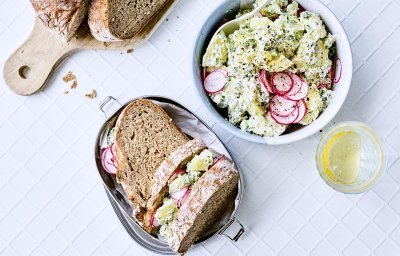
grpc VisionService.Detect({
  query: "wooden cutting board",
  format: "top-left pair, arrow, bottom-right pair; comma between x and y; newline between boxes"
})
3,0 -> 178,96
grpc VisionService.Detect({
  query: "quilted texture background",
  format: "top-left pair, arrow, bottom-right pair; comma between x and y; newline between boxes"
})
1,0 -> 400,255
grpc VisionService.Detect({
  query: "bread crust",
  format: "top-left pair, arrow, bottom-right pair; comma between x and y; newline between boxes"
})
30,0 -> 89,41
88,0 -> 173,42
87,0 -> 118,41
114,99 -> 188,214
168,159 -> 239,253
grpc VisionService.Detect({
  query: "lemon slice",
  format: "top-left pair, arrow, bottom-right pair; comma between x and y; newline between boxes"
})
322,131 -> 361,184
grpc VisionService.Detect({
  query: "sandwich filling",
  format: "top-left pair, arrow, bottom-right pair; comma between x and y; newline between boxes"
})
150,149 -> 220,239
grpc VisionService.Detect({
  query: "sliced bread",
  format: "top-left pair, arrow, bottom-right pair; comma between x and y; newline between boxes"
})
115,99 -> 188,211
88,0 -> 172,42
30,0 -> 90,41
168,158 -> 239,253
142,138 -> 207,232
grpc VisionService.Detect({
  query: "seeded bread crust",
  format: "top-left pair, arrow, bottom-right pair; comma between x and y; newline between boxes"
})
30,0 -> 90,41
142,138 -> 207,232
115,99 -> 188,212
88,0 -> 172,42
168,159 -> 239,253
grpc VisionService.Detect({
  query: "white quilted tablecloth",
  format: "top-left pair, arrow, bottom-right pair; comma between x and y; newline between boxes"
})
1,0 -> 400,255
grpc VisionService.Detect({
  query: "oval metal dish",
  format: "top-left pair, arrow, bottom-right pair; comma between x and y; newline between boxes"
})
94,96 -> 244,255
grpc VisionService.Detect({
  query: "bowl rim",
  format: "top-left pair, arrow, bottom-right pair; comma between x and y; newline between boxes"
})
192,0 -> 353,145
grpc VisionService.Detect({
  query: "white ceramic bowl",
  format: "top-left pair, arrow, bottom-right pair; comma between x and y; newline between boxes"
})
192,0 -> 352,145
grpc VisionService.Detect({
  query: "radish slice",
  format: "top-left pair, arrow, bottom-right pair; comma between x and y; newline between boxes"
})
177,187 -> 191,207
204,71 -> 227,94
270,106 -> 299,125
271,73 -> 293,95
333,58 -> 342,84
168,169 -> 186,184
318,84 -> 329,89
258,70 -> 273,94
286,81 -> 309,101
171,186 -> 189,202
202,69 -> 208,82
101,148 -> 117,174
110,143 -> 116,157
293,100 -> 308,124
285,74 -> 302,97
270,96 -> 297,117
151,214 -> 160,227
210,155 -> 225,169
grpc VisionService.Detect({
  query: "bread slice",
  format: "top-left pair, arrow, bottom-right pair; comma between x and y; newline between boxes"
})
168,158 -> 239,253
115,99 -> 188,212
142,138 -> 207,232
30,0 -> 90,41
88,0 -> 172,42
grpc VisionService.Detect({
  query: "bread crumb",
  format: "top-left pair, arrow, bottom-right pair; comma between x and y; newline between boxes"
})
64,91 -> 69,94
127,49 -> 134,54
85,89 -> 97,99
62,71 -> 76,83
70,80 -> 77,89
176,15 -> 180,19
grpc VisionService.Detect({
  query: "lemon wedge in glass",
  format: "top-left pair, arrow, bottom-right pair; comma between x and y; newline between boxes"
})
321,131 -> 361,185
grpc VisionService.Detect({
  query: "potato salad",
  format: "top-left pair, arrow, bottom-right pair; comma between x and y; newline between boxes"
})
202,0 -> 337,137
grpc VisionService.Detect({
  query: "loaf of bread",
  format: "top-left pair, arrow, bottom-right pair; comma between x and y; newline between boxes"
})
114,99 -> 189,211
30,0 -> 90,41
88,0 -> 172,42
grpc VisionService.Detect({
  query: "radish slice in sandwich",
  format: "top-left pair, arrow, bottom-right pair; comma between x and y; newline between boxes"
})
271,73 -> 293,95
293,100 -> 308,124
204,71 -> 227,94
171,186 -> 190,203
270,105 -> 299,125
270,95 -> 297,117
151,214 -> 160,227
210,155 -> 225,169
101,147 -> 117,174
177,187 -> 191,207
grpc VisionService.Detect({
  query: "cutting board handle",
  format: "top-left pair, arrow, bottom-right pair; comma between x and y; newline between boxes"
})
3,20 -> 74,96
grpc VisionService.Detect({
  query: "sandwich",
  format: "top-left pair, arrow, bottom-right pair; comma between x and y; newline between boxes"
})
106,99 -> 239,254
147,151 -> 238,254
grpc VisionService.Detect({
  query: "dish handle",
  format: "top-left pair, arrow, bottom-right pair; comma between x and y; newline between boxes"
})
218,218 -> 244,242
99,96 -> 122,119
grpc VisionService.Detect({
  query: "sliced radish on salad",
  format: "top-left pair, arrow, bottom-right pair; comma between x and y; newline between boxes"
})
177,186 -> 191,207
171,186 -> 190,202
270,95 -> 297,117
333,58 -> 342,84
293,100 -> 308,124
101,147 -> 117,174
286,80 -> 309,101
258,69 -> 273,94
270,106 -> 299,125
151,214 -> 160,227
204,71 -> 227,94
271,73 -> 293,95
